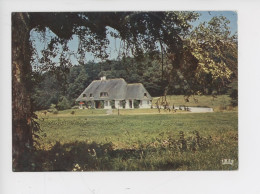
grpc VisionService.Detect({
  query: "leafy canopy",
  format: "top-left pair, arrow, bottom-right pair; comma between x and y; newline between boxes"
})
30,12 -> 199,69
187,16 -> 237,94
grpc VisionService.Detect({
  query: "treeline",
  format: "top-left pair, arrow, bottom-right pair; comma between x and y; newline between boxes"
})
32,55 -> 237,111
32,57 -> 162,110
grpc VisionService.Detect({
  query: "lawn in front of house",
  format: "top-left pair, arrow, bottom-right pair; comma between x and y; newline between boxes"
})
35,109 -> 238,171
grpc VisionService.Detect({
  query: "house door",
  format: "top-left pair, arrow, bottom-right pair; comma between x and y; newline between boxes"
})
96,101 -> 100,109
95,101 -> 104,109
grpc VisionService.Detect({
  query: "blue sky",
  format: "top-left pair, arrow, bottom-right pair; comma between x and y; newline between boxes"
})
32,11 -> 238,67
195,11 -> 237,35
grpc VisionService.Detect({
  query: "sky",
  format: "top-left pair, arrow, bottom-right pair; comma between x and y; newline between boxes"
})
32,11 -> 238,67
196,11 -> 237,34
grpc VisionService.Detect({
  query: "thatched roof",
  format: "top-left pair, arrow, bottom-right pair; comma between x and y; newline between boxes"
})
125,83 -> 152,100
76,78 -> 152,101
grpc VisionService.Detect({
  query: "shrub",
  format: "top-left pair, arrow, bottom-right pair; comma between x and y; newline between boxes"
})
100,101 -> 104,109
227,80 -> 238,106
86,101 -> 92,108
134,100 -> 140,108
57,97 -> 71,110
110,100 -> 115,109
219,105 -> 226,111
121,100 -> 126,108
47,104 -> 57,113
53,110 -> 59,114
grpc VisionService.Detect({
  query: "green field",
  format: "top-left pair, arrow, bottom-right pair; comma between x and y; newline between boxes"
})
152,95 -> 236,110
34,96 -> 238,171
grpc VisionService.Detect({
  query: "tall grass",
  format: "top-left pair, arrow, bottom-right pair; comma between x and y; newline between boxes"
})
34,110 -> 238,171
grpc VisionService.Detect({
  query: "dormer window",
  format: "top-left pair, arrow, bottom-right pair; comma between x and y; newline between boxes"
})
100,92 -> 108,97
83,94 -> 86,97
144,93 -> 147,97
90,93 -> 93,97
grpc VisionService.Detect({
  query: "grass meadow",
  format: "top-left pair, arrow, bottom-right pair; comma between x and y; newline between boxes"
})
152,94 -> 237,110
34,95 -> 238,171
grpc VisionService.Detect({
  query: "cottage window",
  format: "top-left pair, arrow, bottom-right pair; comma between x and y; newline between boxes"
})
100,92 -> 108,97
90,93 -> 93,97
144,93 -> 147,97
83,94 -> 86,97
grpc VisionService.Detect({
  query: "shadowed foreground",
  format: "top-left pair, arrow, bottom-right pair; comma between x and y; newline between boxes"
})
19,129 -> 237,171
14,111 -> 238,171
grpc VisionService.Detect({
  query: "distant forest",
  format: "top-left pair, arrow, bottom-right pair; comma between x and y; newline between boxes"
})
32,55 -> 237,111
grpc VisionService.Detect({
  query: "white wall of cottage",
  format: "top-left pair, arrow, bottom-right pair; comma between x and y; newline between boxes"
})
139,100 -> 151,108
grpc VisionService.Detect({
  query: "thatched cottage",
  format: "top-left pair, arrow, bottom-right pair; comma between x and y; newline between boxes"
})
76,77 -> 152,109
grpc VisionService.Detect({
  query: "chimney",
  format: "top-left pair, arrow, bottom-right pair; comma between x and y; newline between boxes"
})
101,76 -> 106,81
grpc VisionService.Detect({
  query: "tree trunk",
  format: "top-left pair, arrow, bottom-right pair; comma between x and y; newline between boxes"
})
12,13 -> 33,171
159,41 -> 164,81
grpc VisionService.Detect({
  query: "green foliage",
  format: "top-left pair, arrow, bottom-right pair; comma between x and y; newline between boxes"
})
133,100 -> 140,108
50,104 -> 56,109
47,103 -> 57,113
86,101 -> 92,108
188,16 -> 238,94
99,101 -> 104,109
57,96 -> 71,110
31,12 -> 200,71
33,130 -> 216,171
53,110 -> 59,114
227,80 -> 238,106
32,72 -> 60,110
110,100 -> 115,109
121,100 -> 126,108
67,65 -> 89,102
